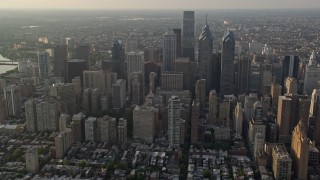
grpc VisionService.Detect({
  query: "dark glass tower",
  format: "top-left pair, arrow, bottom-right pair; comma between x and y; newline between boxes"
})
198,17 -> 213,92
220,30 -> 235,96
182,11 -> 195,61
53,45 -> 68,82
111,40 -> 125,78
282,55 -> 299,88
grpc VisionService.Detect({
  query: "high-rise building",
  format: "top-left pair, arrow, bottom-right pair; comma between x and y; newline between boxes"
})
220,30 -> 235,96
38,51 -> 49,79
4,85 -> 22,116
112,40 -> 125,78
55,130 -> 72,159
234,102 -> 243,134
182,11 -> 195,61
198,18 -> 213,91
271,83 -> 282,108
36,100 -> 60,132
208,90 -> 218,125
248,118 -> 266,145
53,45 -> 68,82
236,55 -> 251,95
175,57 -> 193,91
25,148 -> 39,173
248,61 -> 262,94
109,117 -> 118,143
277,96 -> 292,143
285,77 -> 298,95
133,105 -> 156,143
85,117 -> 97,141
67,59 -> 87,83
219,100 -> 231,127
310,89 -> 320,145
49,83 -> 77,115
282,55 -> 300,88
161,71 -> 183,91
59,114 -> 70,132
291,121 -> 309,180
168,96 -> 181,147
112,79 -> 126,109
272,144 -> 292,180
195,79 -> 206,109
162,31 -> 176,71
126,51 -> 145,91
75,44 -> 91,69
149,72 -> 157,93
125,39 -> 138,52
191,99 -> 200,144
0,98 -> 7,124
97,115 -> 113,142
304,51 -> 320,95
118,118 -> 127,144
253,133 -> 265,160
25,99 -> 37,133
172,28 -> 182,57
131,72 -> 144,105
83,71 -> 107,92
72,112 -> 85,143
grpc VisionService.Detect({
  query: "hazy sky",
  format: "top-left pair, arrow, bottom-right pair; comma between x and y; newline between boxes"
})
1,0 -> 320,10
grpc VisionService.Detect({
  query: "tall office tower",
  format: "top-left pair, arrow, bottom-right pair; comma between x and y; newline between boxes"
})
25,99 -> 37,133
72,76 -> 82,105
112,79 -> 126,110
162,31 -> 176,71
133,105 -> 156,143
143,47 -> 162,63
272,144 -> 292,180
282,55 -> 300,88
72,112 -> 85,143
173,28 -> 182,57
253,101 -> 263,120
285,77 -> 298,95
108,117 -> 117,143
85,117 -> 97,141
253,133 -> 265,160
277,96 -> 292,143
36,100 -> 60,132
249,61 -> 262,93
208,90 -> 218,125
234,102 -> 243,134
168,96 -> 181,148
244,93 -> 258,119
83,71 -> 107,92
0,98 -> 7,123
112,40 -> 125,78
191,99 -> 200,144
304,51 -> 320,95
67,59 -> 87,83
91,88 -> 100,113
236,55 -> 251,95
59,114 -> 70,132
175,57 -> 194,90
25,148 -> 39,173
182,11 -> 195,61
271,83 -> 282,108
195,79 -> 206,109
75,44 -> 91,69
161,71 -> 183,91
261,63 -> 273,95
310,89 -> 320,145
118,118 -> 127,144
53,45 -> 68,82
291,121 -> 309,180
219,100 -> 231,127
49,83 -> 77,115
38,51 -> 49,79
149,72 -> 157,93
248,118 -> 266,145
3,85 -> 22,116
220,30 -> 235,96
55,130 -> 73,159
131,72 -> 144,105
126,51 -> 145,90
198,19 -> 213,91
83,88 -> 91,113
97,115 -> 112,142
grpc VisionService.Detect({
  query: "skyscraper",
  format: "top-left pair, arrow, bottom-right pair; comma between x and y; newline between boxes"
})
282,55 -> 299,88
195,79 -> 206,109
25,148 -> 39,174
53,45 -> 68,82
112,79 -> 126,109
118,118 -> 127,144
175,57 -> 194,91
272,144 -> 292,180
75,44 -> 91,69
208,90 -> 218,125
285,77 -> 298,95
277,96 -> 292,143
25,99 -> 37,133
36,100 -> 60,132
182,11 -> 195,61
161,71 -> 183,91
133,105 -> 156,143
304,51 -> 320,95
220,30 -> 235,96
131,72 -> 144,105
198,17 -> 213,91
126,51 -> 145,92
172,28 -> 182,57
85,117 -> 97,141
162,31 -> 176,71
38,51 -> 49,79
112,40 -> 125,78
234,102 -> 243,134
191,99 -> 200,144
310,89 -> 320,146
236,55 -> 251,95
168,96 -> 181,148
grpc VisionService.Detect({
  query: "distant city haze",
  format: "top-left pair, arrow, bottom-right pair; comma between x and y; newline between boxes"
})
1,0 -> 320,10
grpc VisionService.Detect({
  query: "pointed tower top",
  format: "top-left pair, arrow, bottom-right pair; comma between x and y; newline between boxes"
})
309,50 -> 317,65
206,13 -> 208,26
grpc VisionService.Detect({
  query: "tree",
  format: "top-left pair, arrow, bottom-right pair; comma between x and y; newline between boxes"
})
202,169 -> 211,179
13,148 -> 23,159
77,160 -> 88,168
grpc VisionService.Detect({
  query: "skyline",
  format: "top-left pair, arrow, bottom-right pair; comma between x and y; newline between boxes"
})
1,0 -> 320,10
